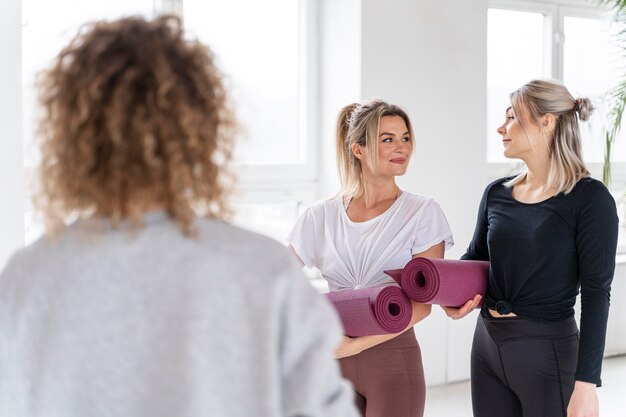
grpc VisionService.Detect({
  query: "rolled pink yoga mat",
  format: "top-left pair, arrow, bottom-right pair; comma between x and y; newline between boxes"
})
325,286 -> 412,337
384,258 -> 489,308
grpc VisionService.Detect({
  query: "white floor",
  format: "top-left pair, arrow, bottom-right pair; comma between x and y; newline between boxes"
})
425,355 -> 626,417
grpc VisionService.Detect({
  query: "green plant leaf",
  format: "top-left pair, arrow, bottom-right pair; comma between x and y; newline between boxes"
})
596,0 -> 626,186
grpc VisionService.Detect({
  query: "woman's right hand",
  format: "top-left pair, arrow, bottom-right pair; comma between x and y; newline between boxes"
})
335,336 -> 363,359
441,294 -> 482,320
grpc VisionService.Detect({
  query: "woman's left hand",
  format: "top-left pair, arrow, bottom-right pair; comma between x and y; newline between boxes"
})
335,336 -> 363,359
567,381 -> 599,417
441,294 -> 482,320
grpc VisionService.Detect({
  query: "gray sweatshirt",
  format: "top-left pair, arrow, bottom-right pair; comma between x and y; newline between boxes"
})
0,212 -> 358,417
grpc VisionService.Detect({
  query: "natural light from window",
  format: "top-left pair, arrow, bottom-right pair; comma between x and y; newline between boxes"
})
183,0 -> 301,166
563,16 -> 626,162
21,0 -> 154,169
487,8 -> 548,162
21,0 -> 154,244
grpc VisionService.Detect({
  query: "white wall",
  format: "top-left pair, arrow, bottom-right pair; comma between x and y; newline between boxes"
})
0,1 -> 24,270
320,0 -> 489,385
360,0 -> 488,260
605,260 -> 626,357
319,0 -> 626,386
363,0 -> 489,386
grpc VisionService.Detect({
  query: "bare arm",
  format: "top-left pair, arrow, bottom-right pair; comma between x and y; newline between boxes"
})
288,244 -> 305,268
566,381 -> 599,417
335,241 -> 445,358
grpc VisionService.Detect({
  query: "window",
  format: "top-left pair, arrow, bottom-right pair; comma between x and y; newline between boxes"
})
22,0 -> 155,169
563,14 -> 626,162
20,0 -> 318,245
21,0 -> 156,244
183,0 -> 300,166
488,0 -> 626,253
488,0 -> 626,164
179,0 -> 320,241
487,7 -> 550,163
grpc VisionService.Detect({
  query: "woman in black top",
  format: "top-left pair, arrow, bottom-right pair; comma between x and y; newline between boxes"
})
444,79 -> 618,417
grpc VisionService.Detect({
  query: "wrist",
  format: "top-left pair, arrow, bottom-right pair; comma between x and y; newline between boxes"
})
350,337 -> 365,354
574,380 -> 597,390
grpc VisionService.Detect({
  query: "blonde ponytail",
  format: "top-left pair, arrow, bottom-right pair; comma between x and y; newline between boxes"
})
336,103 -> 360,197
334,100 -> 414,199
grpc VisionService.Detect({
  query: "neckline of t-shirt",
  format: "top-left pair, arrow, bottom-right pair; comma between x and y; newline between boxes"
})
339,190 -> 405,225
506,185 -> 561,206
77,210 -> 170,231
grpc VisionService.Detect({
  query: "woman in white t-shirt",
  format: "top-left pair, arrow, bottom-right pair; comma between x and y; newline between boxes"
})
288,100 -> 454,417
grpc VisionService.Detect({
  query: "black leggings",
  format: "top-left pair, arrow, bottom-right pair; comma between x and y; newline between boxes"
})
471,315 -> 579,417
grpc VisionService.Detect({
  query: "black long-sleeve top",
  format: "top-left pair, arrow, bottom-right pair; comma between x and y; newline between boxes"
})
462,176 -> 618,386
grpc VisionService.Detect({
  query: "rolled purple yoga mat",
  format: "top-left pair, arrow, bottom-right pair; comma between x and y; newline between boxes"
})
325,286 -> 412,337
384,258 -> 489,307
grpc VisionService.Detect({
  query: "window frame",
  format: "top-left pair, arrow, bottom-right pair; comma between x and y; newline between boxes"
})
155,0 -> 320,204
18,0 -> 320,247
487,0 -> 626,253
487,0 -> 626,180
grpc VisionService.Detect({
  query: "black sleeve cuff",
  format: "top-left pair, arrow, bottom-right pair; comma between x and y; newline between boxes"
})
575,373 -> 601,387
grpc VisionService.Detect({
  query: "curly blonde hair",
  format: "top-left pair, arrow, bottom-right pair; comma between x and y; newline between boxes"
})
36,15 -> 236,236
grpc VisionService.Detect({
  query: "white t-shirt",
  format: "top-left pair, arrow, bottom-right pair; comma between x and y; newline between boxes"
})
288,191 -> 454,292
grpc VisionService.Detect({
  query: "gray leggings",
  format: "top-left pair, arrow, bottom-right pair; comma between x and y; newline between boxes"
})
471,315 -> 579,417
338,327 -> 425,417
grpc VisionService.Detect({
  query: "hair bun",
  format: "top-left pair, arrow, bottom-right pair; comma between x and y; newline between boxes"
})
575,97 -> 594,122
